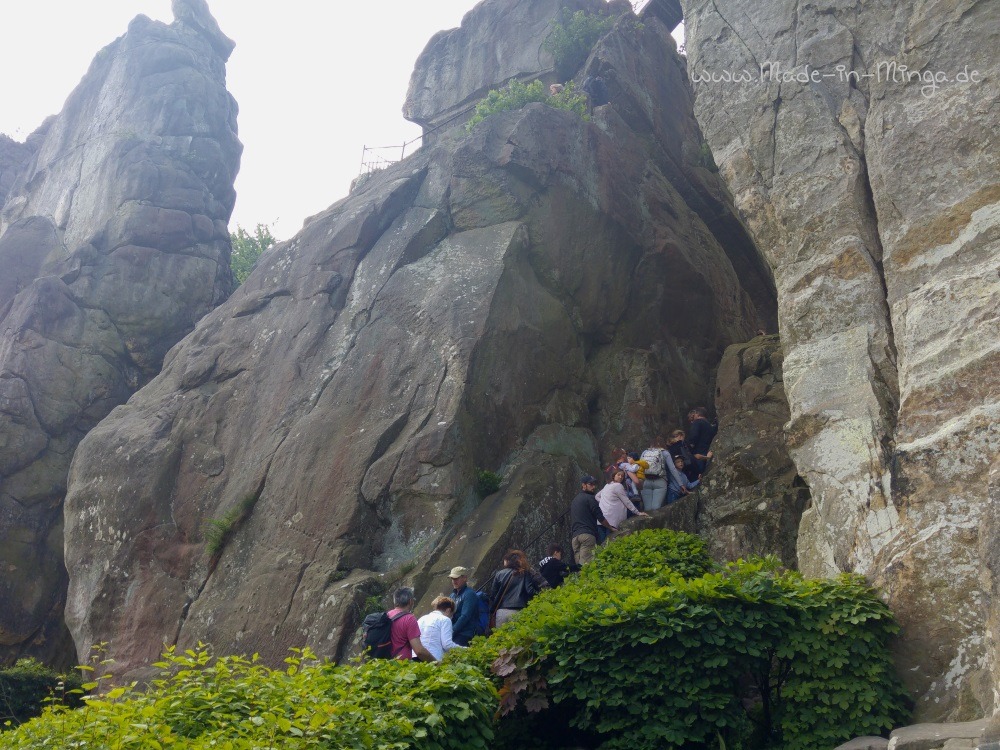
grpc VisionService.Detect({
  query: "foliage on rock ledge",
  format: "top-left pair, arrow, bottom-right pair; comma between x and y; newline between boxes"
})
466,80 -> 588,132
544,9 -> 615,81
0,647 -> 496,749
451,529 -> 910,750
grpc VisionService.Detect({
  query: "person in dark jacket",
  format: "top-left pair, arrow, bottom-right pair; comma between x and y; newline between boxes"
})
538,543 -> 580,588
489,550 -> 549,628
570,475 -> 615,565
447,566 -> 478,646
686,407 -> 717,474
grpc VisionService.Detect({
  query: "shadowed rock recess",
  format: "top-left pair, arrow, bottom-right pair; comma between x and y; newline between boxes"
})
63,4 -> 775,677
682,0 -> 999,719
0,0 -> 240,665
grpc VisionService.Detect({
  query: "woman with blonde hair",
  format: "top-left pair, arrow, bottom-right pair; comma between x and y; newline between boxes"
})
489,550 -> 549,628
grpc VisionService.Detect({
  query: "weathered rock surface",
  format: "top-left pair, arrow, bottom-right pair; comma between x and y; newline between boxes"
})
681,0 -> 999,718
835,738 -> 890,750
887,719 -> 991,750
64,9 -> 775,676
0,0 -> 240,664
697,335 -> 808,568
403,0 -> 606,134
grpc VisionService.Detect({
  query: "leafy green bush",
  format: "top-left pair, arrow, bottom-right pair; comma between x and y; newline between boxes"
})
466,80 -> 588,132
543,9 -> 615,81
452,531 -> 909,750
580,527 -> 715,582
0,659 -> 84,729
230,223 -> 276,287
476,469 -> 503,498
1,645 -> 497,749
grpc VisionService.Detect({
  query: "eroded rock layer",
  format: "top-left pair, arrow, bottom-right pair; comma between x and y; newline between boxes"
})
0,0 -> 240,664
64,9 -> 775,677
681,0 -> 999,717
698,335 -> 808,568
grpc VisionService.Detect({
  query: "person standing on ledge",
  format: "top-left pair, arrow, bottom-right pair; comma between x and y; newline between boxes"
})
569,474 -> 615,565
686,407 -> 717,474
447,566 -> 478,647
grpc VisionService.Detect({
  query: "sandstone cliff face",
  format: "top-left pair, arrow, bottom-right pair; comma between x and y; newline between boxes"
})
681,0 -> 999,717
698,335 -> 807,568
63,8 -> 775,676
0,0 -> 240,664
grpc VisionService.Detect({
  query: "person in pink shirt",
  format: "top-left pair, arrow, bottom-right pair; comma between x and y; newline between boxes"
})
596,469 -> 648,541
386,587 -> 434,661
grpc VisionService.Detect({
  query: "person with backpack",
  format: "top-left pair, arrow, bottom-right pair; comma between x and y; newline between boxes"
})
667,429 -> 700,481
639,436 -> 691,511
489,550 -> 549,628
417,596 -> 464,661
447,566 -> 479,646
383,587 -> 434,661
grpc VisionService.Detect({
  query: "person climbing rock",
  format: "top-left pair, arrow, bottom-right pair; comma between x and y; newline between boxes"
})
488,550 -> 549,628
538,543 -> 579,588
569,475 -> 615,564
686,407 -> 717,474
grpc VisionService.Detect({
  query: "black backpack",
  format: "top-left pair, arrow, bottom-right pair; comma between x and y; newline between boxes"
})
362,611 -> 406,659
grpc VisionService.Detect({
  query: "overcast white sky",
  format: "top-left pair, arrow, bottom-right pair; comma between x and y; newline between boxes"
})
2,2 -> 681,241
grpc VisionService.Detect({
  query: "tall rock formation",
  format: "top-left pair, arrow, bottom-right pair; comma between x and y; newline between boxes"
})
63,2 -> 775,677
698,335 -> 808,568
403,0 -> 605,134
681,0 -> 999,718
0,0 -> 240,664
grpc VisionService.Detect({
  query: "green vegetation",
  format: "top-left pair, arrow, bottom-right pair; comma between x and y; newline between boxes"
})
543,9 -> 615,80
4,531 -> 907,749
229,223 -> 276,287
451,529 -> 909,750
476,468 -> 503,498
204,494 -> 259,558
466,80 -> 588,132
0,645 -> 496,749
0,659 -> 84,729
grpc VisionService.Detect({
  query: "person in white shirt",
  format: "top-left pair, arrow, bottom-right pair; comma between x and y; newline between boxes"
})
417,596 -> 464,661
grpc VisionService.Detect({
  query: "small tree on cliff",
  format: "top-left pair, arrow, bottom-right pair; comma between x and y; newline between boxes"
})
230,223 -> 276,287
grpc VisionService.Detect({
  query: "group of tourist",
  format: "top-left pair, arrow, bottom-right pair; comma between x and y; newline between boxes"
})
369,408 -> 717,659
572,408 -> 717,563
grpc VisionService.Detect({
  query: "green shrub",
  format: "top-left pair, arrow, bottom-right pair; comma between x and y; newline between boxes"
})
466,80 -> 588,132
1,645 -> 497,749
543,9 -> 615,80
452,531 -> 909,750
476,468 -> 503,498
0,659 -> 84,730
580,527 -> 716,582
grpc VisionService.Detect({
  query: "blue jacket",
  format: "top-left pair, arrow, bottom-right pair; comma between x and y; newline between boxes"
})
450,584 -> 478,645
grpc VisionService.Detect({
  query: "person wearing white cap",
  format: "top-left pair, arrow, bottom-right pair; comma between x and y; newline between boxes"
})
448,565 -> 477,646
